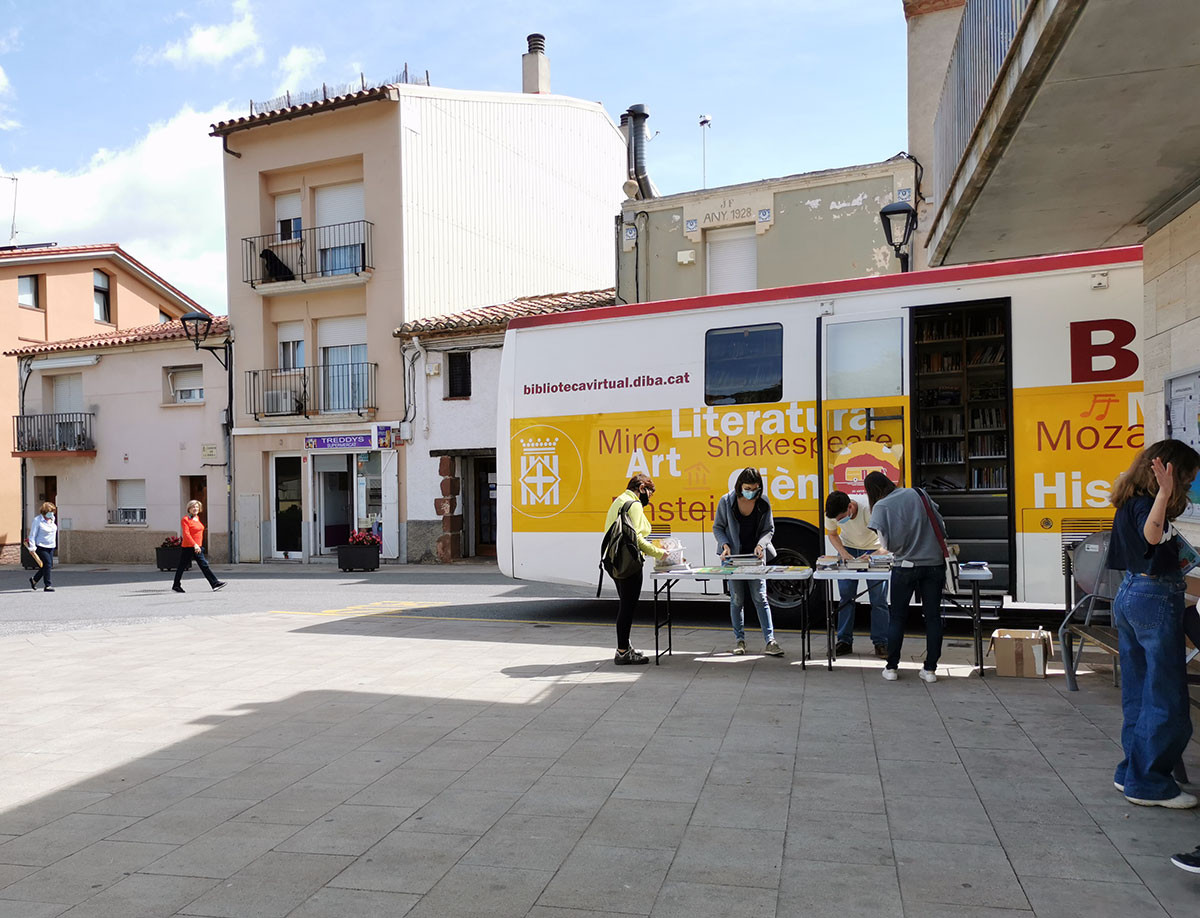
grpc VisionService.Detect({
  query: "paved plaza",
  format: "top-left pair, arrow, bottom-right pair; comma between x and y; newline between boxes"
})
0,568 -> 1197,917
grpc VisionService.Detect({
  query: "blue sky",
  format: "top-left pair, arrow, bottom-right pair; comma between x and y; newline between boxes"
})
0,0 -> 907,312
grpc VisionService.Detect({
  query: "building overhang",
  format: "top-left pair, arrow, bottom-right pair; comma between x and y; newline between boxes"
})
927,0 -> 1200,265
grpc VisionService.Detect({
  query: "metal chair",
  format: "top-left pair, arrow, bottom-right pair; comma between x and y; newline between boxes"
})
1059,531 -> 1123,692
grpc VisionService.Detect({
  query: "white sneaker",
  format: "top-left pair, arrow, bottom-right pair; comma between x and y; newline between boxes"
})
881,668 -> 898,681
733,640 -> 746,655
919,668 -> 938,684
1114,781 -> 1124,792
764,640 -> 784,657
1125,791 -> 1198,809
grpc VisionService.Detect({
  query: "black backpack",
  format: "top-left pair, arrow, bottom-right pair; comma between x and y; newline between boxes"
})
597,499 -> 644,595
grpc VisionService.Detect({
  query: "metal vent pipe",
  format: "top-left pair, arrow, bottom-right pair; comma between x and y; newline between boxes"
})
627,104 -> 654,200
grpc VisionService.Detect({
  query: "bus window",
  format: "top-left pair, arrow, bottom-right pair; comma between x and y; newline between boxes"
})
704,323 -> 783,405
826,317 -> 903,400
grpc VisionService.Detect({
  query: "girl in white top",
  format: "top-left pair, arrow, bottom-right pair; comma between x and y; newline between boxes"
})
27,501 -> 58,592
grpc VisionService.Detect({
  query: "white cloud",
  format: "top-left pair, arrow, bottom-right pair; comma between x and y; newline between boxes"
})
158,0 -> 263,68
0,28 -> 19,55
0,62 -> 10,95
274,46 -> 326,96
0,61 -> 18,130
4,105 -> 235,312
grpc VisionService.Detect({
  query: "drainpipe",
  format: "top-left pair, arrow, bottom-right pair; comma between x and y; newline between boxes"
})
411,335 -> 430,439
627,105 -> 655,201
17,357 -> 32,562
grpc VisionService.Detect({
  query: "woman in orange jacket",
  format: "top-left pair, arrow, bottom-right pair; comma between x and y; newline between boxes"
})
172,500 -> 227,593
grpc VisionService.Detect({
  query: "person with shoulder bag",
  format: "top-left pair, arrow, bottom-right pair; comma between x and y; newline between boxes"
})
864,472 -> 948,683
600,474 -> 667,665
171,500 -> 227,593
27,501 -> 58,592
1107,439 -> 1200,809
713,467 -> 784,656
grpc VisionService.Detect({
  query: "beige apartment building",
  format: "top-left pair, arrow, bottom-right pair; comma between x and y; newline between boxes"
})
211,38 -> 626,562
5,318 -> 230,562
616,158 -> 919,304
0,244 -> 203,560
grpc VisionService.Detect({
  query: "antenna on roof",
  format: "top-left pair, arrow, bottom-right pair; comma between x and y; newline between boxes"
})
1,174 -> 16,243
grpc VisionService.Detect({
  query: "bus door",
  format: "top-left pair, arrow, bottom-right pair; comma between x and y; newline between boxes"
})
818,311 -> 910,517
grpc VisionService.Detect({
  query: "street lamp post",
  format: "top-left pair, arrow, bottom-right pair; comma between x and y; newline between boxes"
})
879,201 -> 918,273
181,312 -> 235,564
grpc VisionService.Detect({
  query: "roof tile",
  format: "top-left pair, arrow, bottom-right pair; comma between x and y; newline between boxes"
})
395,288 -> 615,338
5,316 -> 230,358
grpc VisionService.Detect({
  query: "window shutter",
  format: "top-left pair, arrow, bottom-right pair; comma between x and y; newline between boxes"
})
173,367 -> 203,391
315,183 -> 364,226
447,352 -> 471,398
706,225 -> 758,295
53,374 -> 83,413
117,479 -> 146,509
276,321 -> 303,343
275,193 -> 301,223
318,316 -> 367,349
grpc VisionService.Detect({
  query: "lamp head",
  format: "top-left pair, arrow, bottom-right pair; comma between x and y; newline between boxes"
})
879,201 -> 918,251
181,312 -> 213,348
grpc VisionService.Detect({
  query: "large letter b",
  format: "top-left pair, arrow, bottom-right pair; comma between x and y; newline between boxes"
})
1070,319 -> 1139,383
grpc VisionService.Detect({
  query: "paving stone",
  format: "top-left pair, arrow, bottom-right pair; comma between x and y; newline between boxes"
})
649,880 -> 777,918
0,814 -> 137,867
400,788 -> 521,835
1020,875 -> 1170,918
55,873 -> 218,918
406,863 -> 552,918
234,781 -> 358,826
581,798 -> 694,850
886,794 -> 1000,846
785,810 -> 894,866
0,840 -> 175,906
511,774 -> 618,820
667,825 -> 785,889
80,776 -> 216,818
612,763 -> 709,804
178,851 -> 353,918
345,767 -> 463,808
274,804 -> 410,856
327,829 -> 476,894
537,843 -> 674,915
141,821 -> 301,879
993,820 -> 1139,882
791,771 -> 885,814
691,783 -> 790,832
880,758 -> 978,798
778,859 -> 902,916
0,901 -> 70,918
285,887 -> 421,918
893,839 -> 1029,909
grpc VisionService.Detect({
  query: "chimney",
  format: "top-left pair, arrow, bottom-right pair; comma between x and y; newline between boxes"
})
522,33 -> 550,94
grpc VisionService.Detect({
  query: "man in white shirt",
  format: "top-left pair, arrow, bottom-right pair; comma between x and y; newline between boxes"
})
824,490 -> 888,656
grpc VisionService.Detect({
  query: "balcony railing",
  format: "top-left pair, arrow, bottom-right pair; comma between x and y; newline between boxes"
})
241,220 -> 375,287
13,413 -> 96,453
933,0 -> 1033,207
245,363 -> 378,419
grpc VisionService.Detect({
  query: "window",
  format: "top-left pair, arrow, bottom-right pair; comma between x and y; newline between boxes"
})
315,182 -> 365,276
18,275 -> 39,309
109,479 -> 147,525
446,351 -> 471,398
168,365 -> 204,403
705,323 -> 783,406
826,318 -> 904,400
706,225 -> 757,295
275,192 -> 302,241
93,270 -> 111,322
318,316 -> 368,412
158,311 -> 171,324
278,321 -> 305,369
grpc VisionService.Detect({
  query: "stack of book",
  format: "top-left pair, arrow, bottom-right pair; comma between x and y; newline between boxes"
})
869,554 -> 893,570
816,555 -> 840,570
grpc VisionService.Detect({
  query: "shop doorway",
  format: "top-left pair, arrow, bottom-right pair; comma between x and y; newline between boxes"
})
472,457 -> 497,557
315,453 -> 353,553
272,455 -> 303,558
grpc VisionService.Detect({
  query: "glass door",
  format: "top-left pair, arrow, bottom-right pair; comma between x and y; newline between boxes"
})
321,344 -> 368,412
273,455 -> 303,558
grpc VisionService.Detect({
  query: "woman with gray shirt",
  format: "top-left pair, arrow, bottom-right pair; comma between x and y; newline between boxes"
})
713,468 -> 784,656
864,471 -> 947,683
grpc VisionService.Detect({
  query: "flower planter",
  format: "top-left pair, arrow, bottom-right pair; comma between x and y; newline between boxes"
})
156,546 -> 190,572
338,543 -> 380,572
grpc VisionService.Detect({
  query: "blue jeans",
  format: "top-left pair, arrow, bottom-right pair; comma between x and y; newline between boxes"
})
1112,572 -> 1193,800
836,546 -> 889,646
886,564 -> 943,671
730,579 -> 774,644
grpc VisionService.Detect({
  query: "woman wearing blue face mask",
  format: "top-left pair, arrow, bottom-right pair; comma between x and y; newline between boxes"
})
27,501 -> 58,592
713,468 -> 784,656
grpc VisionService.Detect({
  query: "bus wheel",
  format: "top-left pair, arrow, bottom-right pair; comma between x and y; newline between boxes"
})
767,545 -> 812,609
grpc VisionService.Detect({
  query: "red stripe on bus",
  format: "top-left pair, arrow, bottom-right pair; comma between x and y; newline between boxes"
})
508,246 -> 1144,331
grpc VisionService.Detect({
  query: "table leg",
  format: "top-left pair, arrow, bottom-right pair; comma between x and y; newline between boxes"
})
666,581 -> 673,659
972,581 -> 984,677
653,580 -> 660,665
825,581 -> 834,671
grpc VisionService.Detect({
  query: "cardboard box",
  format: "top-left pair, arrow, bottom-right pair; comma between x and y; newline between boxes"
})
988,628 -> 1055,678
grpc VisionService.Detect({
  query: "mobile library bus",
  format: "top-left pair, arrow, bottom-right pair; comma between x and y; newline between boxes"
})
497,247 -> 1144,608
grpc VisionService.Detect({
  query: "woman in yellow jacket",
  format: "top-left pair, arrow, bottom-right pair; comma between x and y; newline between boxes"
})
603,474 -> 666,665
